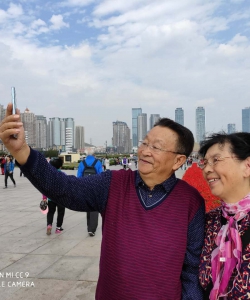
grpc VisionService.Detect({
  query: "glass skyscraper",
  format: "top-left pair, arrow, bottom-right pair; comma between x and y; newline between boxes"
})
35,115 -> 47,149
137,113 -> 147,142
113,121 -> 130,153
149,114 -> 160,130
75,126 -> 85,150
175,108 -> 184,126
47,117 -> 75,151
242,107 -> 250,132
132,108 -> 142,147
196,107 -> 205,143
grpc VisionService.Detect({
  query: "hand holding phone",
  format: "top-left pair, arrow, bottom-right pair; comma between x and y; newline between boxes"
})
11,87 -> 17,114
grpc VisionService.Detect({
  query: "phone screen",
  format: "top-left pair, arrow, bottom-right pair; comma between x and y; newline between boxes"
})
11,87 -> 16,114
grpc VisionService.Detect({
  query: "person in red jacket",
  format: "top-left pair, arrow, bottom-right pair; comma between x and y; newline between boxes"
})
0,155 -> 6,175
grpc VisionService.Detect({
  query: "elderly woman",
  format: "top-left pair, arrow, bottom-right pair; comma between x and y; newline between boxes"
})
198,132 -> 250,299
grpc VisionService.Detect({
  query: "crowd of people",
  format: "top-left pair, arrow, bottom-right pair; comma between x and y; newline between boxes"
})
1,102 -> 250,299
101,156 -> 136,171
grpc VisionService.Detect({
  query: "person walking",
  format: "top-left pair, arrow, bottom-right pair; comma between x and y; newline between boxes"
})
43,158 -> 65,235
101,157 -> 106,171
104,157 -> 110,170
77,151 -> 103,237
122,156 -> 127,170
3,155 -> 16,189
0,155 -> 6,175
0,107 -> 205,300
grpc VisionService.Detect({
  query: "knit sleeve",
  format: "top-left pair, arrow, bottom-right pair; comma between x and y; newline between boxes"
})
19,148 -> 111,212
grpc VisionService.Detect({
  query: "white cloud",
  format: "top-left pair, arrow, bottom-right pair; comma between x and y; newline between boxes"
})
93,0 -> 147,16
0,3 -> 23,23
230,33 -> 249,45
67,43 -> 92,58
7,3 -> 23,18
0,0 -> 250,145
31,18 -> 46,29
50,15 -> 69,30
59,0 -> 95,7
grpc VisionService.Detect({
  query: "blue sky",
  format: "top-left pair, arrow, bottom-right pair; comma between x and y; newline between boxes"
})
0,0 -> 250,146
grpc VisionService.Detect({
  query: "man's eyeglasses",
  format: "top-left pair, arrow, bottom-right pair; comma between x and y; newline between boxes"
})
198,156 -> 233,169
138,141 -> 183,155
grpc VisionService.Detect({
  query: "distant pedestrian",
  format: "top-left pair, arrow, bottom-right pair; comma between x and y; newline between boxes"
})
43,158 -> 65,235
77,151 -> 103,237
134,158 -> 137,168
122,157 -> 127,170
0,155 -> 6,175
102,158 -> 106,171
3,155 -> 16,189
105,157 -> 110,170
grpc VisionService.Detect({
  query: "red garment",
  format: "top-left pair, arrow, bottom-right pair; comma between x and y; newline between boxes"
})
1,158 -> 5,175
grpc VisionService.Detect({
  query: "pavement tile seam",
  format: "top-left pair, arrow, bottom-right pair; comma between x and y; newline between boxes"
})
0,253 -> 29,271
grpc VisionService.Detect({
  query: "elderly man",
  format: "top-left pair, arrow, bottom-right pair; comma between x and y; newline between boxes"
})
0,104 -> 205,300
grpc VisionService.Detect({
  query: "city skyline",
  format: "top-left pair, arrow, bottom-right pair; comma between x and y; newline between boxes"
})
0,1 -> 249,145
1,102 -> 249,148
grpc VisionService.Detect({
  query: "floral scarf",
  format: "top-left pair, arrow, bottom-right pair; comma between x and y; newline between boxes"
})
210,193 -> 250,300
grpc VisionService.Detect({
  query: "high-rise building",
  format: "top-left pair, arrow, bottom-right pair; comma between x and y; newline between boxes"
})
196,107 -> 205,143
65,127 -> 73,152
65,118 -> 75,152
149,114 -> 160,130
75,126 -> 85,150
132,108 -> 142,147
35,115 -> 47,149
60,118 -> 66,147
137,113 -> 147,142
21,108 -> 36,147
113,121 -> 131,153
0,104 -> 5,149
0,104 -> 5,123
242,107 -> 250,132
47,117 -> 75,151
227,124 -> 236,134
47,117 -> 61,148
175,108 -> 184,126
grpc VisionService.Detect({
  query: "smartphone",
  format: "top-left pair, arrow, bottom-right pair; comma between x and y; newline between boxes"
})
11,87 -> 17,114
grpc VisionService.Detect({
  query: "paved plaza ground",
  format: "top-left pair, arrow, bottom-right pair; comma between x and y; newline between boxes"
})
0,163 -> 185,300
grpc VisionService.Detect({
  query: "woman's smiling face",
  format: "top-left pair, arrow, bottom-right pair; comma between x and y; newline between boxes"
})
202,142 -> 248,203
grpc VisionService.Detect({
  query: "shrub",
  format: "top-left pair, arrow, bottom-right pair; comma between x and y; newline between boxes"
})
182,163 -> 221,212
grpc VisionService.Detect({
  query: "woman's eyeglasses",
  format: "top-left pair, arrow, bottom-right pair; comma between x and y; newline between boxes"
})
198,156 -> 233,169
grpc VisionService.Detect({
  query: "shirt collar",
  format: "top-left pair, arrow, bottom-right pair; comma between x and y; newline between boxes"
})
135,171 -> 177,192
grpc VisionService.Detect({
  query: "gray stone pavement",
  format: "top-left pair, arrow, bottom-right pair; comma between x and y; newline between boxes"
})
0,163 -> 186,300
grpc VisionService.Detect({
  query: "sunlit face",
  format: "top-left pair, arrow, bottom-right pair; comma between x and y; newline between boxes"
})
202,143 -> 247,203
138,126 -> 183,184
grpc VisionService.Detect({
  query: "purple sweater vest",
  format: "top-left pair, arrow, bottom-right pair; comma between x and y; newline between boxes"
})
97,170 -> 201,300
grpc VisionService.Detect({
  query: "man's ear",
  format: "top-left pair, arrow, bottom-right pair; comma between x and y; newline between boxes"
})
173,155 -> 186,171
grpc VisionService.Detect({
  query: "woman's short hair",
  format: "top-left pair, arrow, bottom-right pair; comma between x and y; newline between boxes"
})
199,132 -> 250,160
